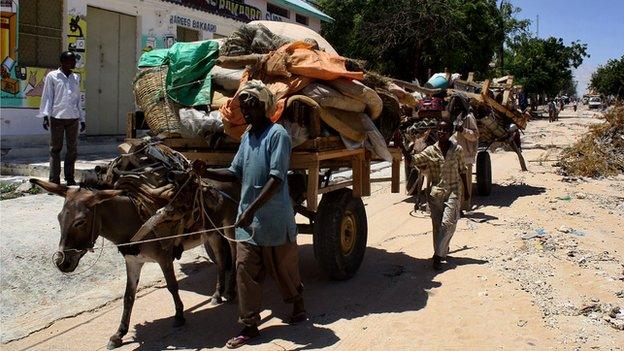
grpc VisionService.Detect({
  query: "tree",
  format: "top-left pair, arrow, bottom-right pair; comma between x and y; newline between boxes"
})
504,35 -> 588,97
590,56 -> 624,98
317,0 -> 515,81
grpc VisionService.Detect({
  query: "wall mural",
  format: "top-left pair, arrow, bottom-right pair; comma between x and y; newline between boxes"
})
141,29 -> 176,52
66,10 -> 87,108
0,1 -> 86,109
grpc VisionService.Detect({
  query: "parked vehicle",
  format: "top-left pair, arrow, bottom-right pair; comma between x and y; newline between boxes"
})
588,97 -> 602,109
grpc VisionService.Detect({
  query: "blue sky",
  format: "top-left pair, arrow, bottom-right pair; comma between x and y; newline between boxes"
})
511,0 -> 624,94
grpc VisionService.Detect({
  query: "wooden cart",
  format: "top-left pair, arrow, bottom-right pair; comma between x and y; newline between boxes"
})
127,113 -> 402,280
394,74 -> 529,197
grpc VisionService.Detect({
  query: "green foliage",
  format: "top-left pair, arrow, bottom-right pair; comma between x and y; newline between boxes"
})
504,35 -> 588,96
317,0 -> 518,81
28,186 -> 42,195
0,182 -> 17,194
0,182 -> 19,201
318,0 -> 587,97
590,56 -> 624,98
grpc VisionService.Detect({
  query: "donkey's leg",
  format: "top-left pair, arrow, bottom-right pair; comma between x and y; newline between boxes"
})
204,234 -> 227,304
158,258 -> 185,327
108,257 -> 144,350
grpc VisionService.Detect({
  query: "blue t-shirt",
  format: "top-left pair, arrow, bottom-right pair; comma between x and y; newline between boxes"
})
228,123 -> 297,246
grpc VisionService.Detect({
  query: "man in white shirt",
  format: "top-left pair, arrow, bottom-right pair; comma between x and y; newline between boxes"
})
38,51 -> 86,185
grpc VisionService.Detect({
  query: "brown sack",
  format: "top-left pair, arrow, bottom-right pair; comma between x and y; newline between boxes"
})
317,108 -> 367,142
327,79 -> 383,120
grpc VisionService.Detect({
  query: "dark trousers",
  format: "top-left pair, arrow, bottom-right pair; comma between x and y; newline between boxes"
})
237,241 -> 303,326
49,118 -> 79,184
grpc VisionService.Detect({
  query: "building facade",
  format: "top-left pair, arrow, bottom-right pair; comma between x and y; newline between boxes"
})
0,0 -> 331,143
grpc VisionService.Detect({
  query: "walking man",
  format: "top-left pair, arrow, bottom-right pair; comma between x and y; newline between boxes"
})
412,120 -> 470,270
548,99 -> 557,122
38,51 -> 85,185
194,80 -> 306,348
450,99 -> 478,212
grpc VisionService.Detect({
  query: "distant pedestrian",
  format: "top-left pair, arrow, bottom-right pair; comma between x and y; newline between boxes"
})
412,120 -> 470,270
548,100 -> 557,122
38,51 -> 85,185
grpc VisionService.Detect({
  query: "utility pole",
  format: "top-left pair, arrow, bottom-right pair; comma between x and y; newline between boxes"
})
536,14 -> 539,37
499,0 -> 506,73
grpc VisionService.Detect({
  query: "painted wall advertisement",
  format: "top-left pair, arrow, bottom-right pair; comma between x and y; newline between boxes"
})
0,1 -> 86,109
162,0 -> 262,22
0,0 -> 47,109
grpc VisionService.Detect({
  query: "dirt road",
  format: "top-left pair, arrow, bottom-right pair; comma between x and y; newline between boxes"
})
5,108 -> 623,351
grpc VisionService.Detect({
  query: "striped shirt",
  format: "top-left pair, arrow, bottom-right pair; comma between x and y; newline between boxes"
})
412,141 -> 467,197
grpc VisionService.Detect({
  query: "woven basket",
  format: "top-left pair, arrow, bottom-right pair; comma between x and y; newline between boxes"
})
133,66 -> 183,138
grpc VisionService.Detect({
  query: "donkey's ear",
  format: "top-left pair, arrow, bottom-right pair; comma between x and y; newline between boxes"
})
30,178 -> 68,197
90,189 -> 124,205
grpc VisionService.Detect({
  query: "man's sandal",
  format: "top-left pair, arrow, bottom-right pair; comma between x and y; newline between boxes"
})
226,335 -> 253,349
225,327 -> 259,349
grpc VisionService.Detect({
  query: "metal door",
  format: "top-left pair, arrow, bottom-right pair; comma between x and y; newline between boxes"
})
86,7 -> 136,135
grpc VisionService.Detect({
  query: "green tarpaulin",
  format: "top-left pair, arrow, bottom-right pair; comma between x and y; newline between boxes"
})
137,48 -> 169,67
137,40 -> 220,106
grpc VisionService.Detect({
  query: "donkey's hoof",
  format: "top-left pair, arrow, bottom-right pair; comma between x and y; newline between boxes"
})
210,295 -> 223,305
173,316 -> 186,328
224,293 -> 236,304
107,336 -> 123,349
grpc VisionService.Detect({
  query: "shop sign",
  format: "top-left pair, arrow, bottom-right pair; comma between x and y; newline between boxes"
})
170,14 -> 217,32
163,0 -> 262,22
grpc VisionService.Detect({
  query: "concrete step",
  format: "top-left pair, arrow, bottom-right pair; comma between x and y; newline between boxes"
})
1,158 -> 113,179
1,142 -> 120,161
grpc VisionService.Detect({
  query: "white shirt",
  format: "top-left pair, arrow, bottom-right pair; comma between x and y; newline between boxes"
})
37,69 -> 84,122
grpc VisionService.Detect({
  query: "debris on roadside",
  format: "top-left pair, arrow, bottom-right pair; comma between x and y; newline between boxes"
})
0,180 -> 41,200
559,105 -> 624,178
578,303 -> 624,331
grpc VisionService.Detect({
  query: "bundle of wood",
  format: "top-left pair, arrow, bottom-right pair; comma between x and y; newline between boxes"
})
395,73 -> 530,147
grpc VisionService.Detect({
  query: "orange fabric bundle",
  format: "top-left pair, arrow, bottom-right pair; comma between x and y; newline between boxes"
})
219,41 -> 364,140
266,41 -> 364,81
219,72 -> 311,140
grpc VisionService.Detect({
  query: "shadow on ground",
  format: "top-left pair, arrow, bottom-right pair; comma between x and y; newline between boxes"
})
473,183 -> 546,208
129,243 -> 487,350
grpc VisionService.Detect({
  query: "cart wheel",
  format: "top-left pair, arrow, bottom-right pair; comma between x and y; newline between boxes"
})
476,151 -> 492,196
313,188 -> 367,280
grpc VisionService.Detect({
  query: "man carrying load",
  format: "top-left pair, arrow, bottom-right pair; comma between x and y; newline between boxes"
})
411,120 -> 470,270
194,80 -> 306,349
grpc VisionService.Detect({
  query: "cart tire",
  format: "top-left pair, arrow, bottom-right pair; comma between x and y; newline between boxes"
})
313,188 -> 367,280
476,151 -> 492,196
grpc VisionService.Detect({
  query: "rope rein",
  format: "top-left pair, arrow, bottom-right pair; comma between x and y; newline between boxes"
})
55,170 -> 254,276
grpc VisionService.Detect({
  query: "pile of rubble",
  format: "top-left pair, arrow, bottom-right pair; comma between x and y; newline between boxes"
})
559,105 -> 624,177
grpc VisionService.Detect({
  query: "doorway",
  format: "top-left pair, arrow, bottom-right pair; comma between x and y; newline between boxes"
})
176,26 -> 200,42
86,6 -> 136,135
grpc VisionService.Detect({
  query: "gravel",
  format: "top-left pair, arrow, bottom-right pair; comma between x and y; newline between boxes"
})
0,194 -> 209,342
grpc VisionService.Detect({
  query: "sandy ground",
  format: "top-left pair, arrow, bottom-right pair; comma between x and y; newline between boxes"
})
2,106 -> 623,351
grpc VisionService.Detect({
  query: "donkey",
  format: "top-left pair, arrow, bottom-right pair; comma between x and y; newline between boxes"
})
31,178 -> 239,349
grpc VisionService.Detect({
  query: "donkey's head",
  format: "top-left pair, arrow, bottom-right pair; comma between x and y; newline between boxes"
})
31,179 -> 123,272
